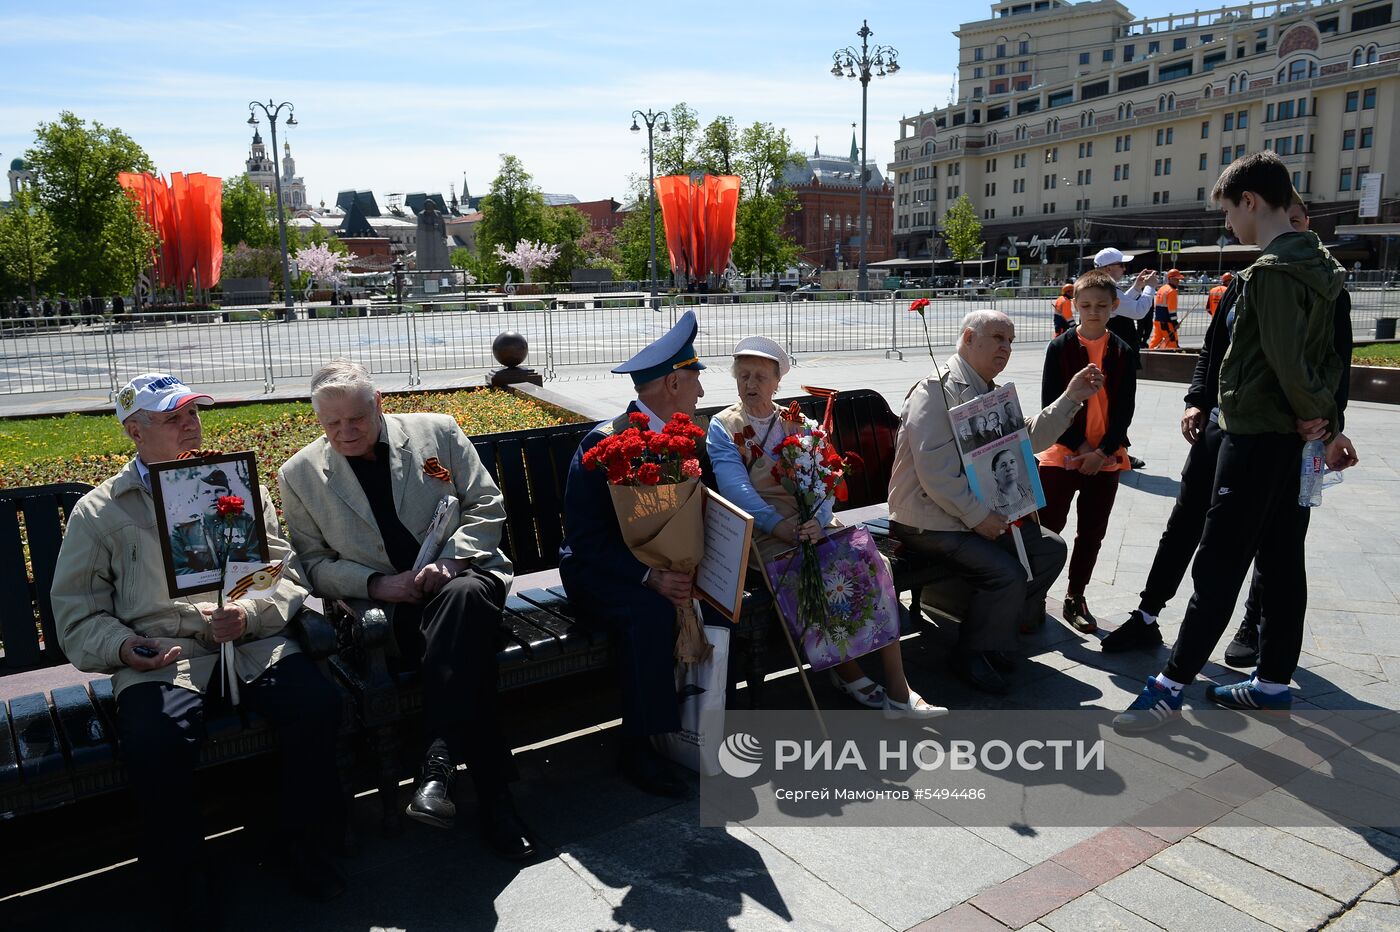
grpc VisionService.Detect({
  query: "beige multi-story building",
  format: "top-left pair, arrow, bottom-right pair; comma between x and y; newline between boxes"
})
888,0 -> 1398,278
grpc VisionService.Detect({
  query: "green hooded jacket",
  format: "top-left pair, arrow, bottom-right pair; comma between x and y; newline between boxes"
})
1217,230 -> 1344,436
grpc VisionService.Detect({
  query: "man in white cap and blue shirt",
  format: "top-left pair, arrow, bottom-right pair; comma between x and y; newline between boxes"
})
560,311 -> 707,798
50,373 -> 345,924
1095,246 -> 1157,468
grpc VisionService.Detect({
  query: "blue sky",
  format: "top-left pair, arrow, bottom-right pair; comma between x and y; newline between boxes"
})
1,0 -> 1185,206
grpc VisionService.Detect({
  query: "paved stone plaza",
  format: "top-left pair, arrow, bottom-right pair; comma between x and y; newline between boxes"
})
6,345 -> 1400,931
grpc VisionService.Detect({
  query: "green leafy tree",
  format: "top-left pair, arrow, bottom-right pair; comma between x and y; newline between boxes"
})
731,121 -> 804,280
615,177 -> 672,284
942,194 -> 985,281
25,111 -> 156,295
541,205 -> 588,282
697,116 -> 738,175
653,103 -> 700,176
475,154 -> 548,282
221,174 -> 275,249
0,188 -> 58,299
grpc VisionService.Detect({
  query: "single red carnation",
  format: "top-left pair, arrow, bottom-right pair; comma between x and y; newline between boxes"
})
216,495 -> 245,517
629,412 -> 651,428
637,462 -> 662,485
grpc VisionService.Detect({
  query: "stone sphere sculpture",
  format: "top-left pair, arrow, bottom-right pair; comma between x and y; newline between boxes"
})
492,331 -> 529,368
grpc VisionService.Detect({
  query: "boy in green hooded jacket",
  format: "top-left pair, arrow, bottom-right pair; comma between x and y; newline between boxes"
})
1116,151 -> 1353,731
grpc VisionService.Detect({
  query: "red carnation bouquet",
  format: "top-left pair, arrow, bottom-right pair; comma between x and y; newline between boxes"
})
584,412 -> 711,663
582,411 -> 705,485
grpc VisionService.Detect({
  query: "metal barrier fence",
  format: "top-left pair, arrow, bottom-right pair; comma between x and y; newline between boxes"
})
2,287 -> 1397,397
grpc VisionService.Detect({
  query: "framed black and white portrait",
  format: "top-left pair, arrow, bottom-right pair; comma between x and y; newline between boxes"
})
149,451 -> 268,598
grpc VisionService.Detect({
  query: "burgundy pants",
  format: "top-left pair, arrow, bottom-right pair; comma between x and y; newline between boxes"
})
1036,464 -> 1121,596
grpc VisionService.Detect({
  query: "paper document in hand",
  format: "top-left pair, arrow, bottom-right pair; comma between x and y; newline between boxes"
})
948,383 -> 1045,522
413,495 -> 459,571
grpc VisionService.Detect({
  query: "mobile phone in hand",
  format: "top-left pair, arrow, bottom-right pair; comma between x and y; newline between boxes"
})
131,644 -> 158,659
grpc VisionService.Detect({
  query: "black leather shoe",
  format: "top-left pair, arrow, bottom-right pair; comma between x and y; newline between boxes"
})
1223,621 -> 1260,668
1129,455 -> 1147,470
620,741 -> 689,798
986,650 -> 1019,674
289,846 -> 346,901
406,754 -> 456,829
478,795 -> 540,861
956,652 -> 1010,695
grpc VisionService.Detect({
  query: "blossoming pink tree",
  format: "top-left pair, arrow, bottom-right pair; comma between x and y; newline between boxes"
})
494,239 -> 560,284
294,243 -> 352,297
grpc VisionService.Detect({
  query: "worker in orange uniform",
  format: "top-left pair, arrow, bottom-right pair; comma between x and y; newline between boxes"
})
1149,268 -> 1183,349
1206,272 -> 1233,316
1053,283 -> 1075,335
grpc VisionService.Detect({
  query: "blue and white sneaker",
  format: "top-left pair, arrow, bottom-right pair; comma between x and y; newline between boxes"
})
1112,678 -> 1183,733
1206,681 -> 1292,714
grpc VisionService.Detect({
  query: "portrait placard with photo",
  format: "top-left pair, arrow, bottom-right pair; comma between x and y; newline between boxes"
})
949,383 -> 1044,522
150,451 -> 268,597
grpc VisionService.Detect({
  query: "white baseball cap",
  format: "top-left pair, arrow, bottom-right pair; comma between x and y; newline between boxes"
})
732,336 -> 790,378
114,373 -> 213,423
1093,247 -> 1130,268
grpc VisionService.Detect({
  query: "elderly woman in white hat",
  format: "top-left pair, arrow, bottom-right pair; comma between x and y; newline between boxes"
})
706,336 -> 945,718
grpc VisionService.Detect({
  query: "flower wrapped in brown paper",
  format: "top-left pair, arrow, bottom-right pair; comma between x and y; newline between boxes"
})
608,478 -> 712,664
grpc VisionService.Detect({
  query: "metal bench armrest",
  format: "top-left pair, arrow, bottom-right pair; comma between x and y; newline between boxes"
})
288,607 -> 338,660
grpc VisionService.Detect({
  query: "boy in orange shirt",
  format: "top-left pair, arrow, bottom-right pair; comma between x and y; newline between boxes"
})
1036,271 -> 1137,632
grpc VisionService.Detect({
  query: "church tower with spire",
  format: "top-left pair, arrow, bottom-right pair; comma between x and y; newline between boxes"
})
244,128 -> 307,212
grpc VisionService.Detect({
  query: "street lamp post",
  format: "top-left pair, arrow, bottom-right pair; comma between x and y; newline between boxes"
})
832,20 -> 898,296
247,99 -> 297,318
631,108 -> 671,310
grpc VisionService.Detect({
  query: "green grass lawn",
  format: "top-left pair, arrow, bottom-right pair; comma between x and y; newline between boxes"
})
0,388 -> 585,506
1352,342 -> 1400,368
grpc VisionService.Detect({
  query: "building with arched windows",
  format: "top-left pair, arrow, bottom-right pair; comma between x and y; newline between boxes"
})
888,0 -> 1400,274
780,138 -> 894,271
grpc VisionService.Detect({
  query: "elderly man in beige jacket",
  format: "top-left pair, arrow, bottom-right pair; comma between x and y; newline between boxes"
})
278,358 -> 535,861
889,310 -> 1102,694
51,373 -> 345,923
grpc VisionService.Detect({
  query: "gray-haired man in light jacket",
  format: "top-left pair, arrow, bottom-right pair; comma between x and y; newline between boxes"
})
888,310 -> 1101,694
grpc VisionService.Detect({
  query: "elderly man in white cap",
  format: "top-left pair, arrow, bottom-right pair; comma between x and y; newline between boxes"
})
51,373 -> 345,923
1094,247 -> 1157,468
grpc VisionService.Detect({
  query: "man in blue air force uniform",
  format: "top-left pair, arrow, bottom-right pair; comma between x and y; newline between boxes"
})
560,311 -> 707,798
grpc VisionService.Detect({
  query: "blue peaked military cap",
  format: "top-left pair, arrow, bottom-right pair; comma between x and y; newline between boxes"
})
611,310 -> 706,385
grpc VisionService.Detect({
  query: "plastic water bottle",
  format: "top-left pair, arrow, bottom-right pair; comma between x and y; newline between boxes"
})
1299,439 -> 1326,507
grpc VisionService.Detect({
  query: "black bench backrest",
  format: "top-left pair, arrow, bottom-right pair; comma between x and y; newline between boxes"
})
0,483 -> 93,675
471,421 -> 595,575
